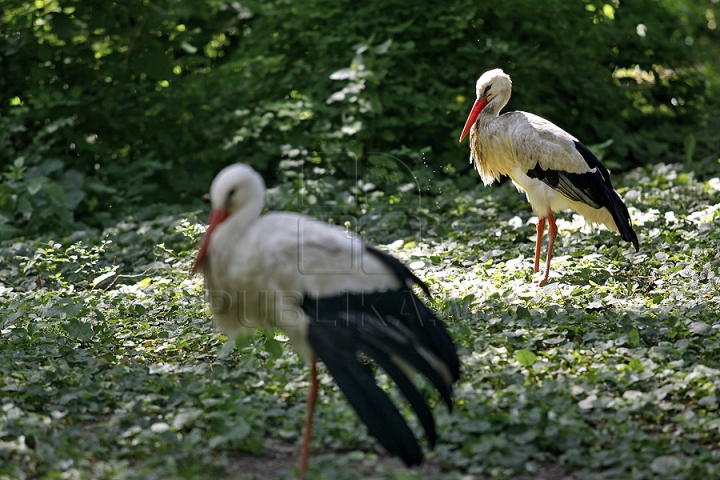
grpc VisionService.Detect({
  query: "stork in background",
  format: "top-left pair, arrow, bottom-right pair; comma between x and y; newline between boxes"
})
191,163 -> 460,477
459,69 -> 639,284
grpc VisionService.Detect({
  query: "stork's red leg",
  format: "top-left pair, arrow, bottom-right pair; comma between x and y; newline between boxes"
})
534,217 -> 546,274
540,211 -> 557,285
299,355 -> 318,478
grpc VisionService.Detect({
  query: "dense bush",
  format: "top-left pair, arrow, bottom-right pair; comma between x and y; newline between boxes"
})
1,0 -> 718,238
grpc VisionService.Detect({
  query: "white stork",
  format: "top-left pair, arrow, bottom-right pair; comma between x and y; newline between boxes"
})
191,163 -> 460,476
459,69 -> 639,284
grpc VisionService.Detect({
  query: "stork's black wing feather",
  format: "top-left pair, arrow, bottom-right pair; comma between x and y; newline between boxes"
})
526,141 -> 639,251
303,249 -> 459,466
361,343 -> 439,447
365,245 -> 431,298
365,245 -> 460,380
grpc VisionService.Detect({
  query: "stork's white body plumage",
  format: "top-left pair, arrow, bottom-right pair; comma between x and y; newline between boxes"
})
460,69 -> 638,284
472,110 -> 617,229
205,211 -> 401,362
192,164 -> 459,475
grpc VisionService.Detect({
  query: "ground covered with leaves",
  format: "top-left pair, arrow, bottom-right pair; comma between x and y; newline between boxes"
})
2,163 -> 720,479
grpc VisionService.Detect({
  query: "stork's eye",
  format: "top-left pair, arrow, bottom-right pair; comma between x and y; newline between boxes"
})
225,187 -> 237,208
483,85 -> 491,96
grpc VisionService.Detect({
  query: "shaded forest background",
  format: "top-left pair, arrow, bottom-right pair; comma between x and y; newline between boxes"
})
1,0 -> 719,239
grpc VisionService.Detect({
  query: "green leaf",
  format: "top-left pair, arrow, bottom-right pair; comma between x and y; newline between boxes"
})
217,339 -> 236,359
208,419 -> 251,448
628,328 -> 640,346
27,177 -> 47,195
63,319 -> 94,340
515,349 -> 537,367
235,333 -> 253,350
628,358 -> 644,372
17,196 -> 33,216
684,134 -> 696,162
171,408 -> 203,429
264,336 -> 284,358
374,38 -> 393,55
42,305 -> 67,318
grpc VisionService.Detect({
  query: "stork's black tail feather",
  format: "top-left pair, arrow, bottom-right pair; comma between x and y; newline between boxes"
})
302,247 -> 459,467
607,190 -> 639,252
572,141 -> 639,251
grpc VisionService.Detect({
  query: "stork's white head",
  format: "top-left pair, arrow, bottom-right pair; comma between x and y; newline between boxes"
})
459,68 -> 513,142
475,69 -> 512,104
191,163 -> 266,275
210,163 -> 266,215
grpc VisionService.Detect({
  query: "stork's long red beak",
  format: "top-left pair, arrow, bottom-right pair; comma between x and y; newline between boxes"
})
190,207 -> 230,276
458,97 -> 489,142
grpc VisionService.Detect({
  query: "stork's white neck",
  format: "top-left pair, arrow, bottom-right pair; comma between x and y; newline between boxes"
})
479,91 -> 510,124
213,196 -> 264,252
469,87 -> 513,185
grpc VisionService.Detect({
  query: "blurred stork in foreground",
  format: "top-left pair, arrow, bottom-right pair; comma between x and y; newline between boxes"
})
459,69 -> 638,284
191,163 -> 460,477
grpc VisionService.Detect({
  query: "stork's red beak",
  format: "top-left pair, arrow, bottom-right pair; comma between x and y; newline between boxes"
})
459,97 -> 489,142
190,207 -> 229,276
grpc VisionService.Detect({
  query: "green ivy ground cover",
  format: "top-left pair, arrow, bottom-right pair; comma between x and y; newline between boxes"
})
1,163 -> 720,479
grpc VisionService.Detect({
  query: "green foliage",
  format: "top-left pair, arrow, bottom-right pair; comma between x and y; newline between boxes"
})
3,162 -> 720,478
1,0 -> 719,238
1,0 -> 242,236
